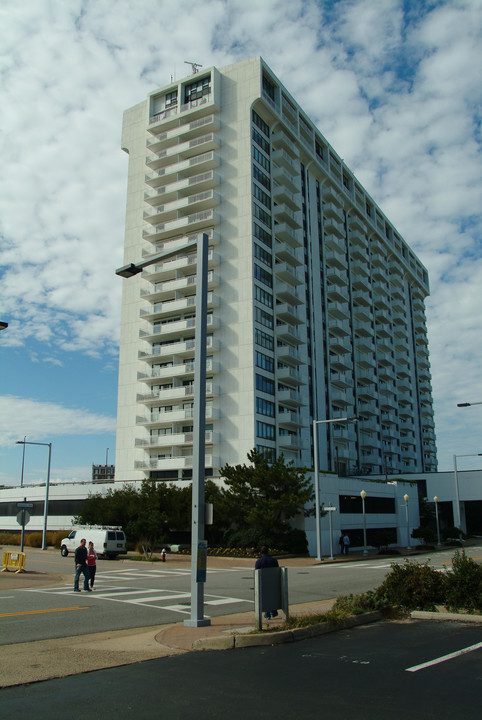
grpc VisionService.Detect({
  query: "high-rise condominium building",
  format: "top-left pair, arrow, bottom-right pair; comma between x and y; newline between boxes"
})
115,57 -> 437,484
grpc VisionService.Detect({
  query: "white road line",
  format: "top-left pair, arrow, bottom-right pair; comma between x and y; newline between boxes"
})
406,641 -> 482,672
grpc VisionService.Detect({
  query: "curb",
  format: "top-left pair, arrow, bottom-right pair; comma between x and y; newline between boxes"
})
192,611 -> 382,651
411,610 -> 482,624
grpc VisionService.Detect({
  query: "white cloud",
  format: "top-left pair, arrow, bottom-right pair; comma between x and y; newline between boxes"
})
0,395 -> 116,448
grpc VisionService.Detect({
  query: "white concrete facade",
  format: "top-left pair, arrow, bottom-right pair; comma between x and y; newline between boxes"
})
115,57 -> 437,485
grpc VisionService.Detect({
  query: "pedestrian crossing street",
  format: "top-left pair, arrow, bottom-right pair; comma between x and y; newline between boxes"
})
25,566 -> 253,616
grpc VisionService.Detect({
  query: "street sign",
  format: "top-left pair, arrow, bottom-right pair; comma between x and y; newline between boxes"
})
324,506 -> 337,511
17,502 -> 34,509
17,510 -> 30,526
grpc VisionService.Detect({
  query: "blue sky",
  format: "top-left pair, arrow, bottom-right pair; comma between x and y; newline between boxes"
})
1,0 -> 481,486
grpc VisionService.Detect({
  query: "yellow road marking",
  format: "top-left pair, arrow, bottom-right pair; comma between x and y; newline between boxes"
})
0,606 -> 89,618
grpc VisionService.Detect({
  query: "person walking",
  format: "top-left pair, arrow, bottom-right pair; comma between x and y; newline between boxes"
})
86,541 -> 98,590
73,538 -> 91,592
343,533 -> 350,555
338,532 -> 345,555
255,545 -> 279,619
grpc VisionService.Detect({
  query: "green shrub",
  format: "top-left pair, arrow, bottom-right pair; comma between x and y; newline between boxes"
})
442,525 -> 463,540
411,526 -> 436,544
444,550 -> 482,613
374,559 -> 446,611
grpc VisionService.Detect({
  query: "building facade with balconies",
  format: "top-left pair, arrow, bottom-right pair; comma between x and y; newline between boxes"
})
115,57 -> 437,484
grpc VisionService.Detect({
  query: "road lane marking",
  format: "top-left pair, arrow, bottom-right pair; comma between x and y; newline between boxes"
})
406,641 -> 482,672
0,606 -> 89,618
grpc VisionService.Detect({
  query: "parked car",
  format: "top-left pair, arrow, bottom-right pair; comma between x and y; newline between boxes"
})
60,526 -> 126,559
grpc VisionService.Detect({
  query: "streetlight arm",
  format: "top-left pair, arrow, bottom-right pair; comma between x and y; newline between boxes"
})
115,240 -> 198,278
457,401 -> 482,407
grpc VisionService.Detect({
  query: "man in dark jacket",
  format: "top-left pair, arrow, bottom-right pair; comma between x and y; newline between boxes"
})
255,546 -> 279,619
73,538 -> 91,592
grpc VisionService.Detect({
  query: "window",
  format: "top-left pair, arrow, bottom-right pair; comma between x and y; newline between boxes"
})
252,110 -> 270,137
255,328 -> 274,351
256,373 -> 275,394
253,202 -> 271,228
252,128 -> 270,154
184,75 -> 211,103
253,164 -> 271,191
254,263 -> 272,287
254,285 -> 273,308
254,222 -> 272,248
253,184 -> 271,209
256,420 -> 275,440
255,306 -> 273,329
255,351 -> 274,373
263,75 -> 276,102
256,397 -> 275,417
253,146 -> 270,172
254,243 -> 272,267
165,90 -> 178,108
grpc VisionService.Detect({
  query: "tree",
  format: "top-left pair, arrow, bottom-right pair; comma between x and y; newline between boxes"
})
220,449 -> 314,551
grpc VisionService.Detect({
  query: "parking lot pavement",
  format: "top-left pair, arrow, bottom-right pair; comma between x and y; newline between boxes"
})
1,620 -> 482,720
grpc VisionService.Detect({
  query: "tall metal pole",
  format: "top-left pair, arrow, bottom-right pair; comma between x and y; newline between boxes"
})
20,436 -> 26,488
452,454 -> 462,532
42,443 -> 52,550
361,490 -> 368,555
185,233 -> 210,627
434,496 -> 441,546
312,420 -> 322,562
404,493 -> 410,550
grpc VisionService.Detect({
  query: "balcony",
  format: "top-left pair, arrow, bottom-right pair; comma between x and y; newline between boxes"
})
136,405 -> 219,428
276,303 -> 302,325
274,222 -> 302,248
324,234 -> 345,254
277,388 -> 304,408
144,171 -> 220,205
138,358 -> 218,383
272,148 -> 298,175
273,203 -> 301,229
142,208 -> 219,243
135,454 -> 220,472
324,250 -> 346,270
274,279 -> 302,305
277,365 -> 303,386
330,371 -> 352,389
277,344 -> 302,366
141,313 -> 218,342
140,269 -> 219,302
272,166 -> 301,194
136,430 -> 218,450
274,262 -> 302,286
323,202 -> 344,223
276,323 -> 303,345
138,335 -> 219,363
142,247 -> 219,282
145,151 -> 219,188
278,410 -> 302,430
143,190 -> 220,224
137,381 -> 217,406
278,434 -> 301,450
322,184 -> 343,207
327,300 -> 350,320
323,217 -> 345,238
140,291 -> 219,321
271,129 -> 298,157
274,239 -> 302,267
146,115 -> 220,152
272,184 -> 300,211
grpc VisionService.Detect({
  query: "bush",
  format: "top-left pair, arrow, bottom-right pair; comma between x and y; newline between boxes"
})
444,550 -> 482,614
374,559 -> 446,611
442,525 -> 463,541
224,527 -> 308,554
0,533 -> 20,546
411,526 -> 436,544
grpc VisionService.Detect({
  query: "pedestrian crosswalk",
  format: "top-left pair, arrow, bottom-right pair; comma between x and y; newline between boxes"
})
25,567 -> 253,616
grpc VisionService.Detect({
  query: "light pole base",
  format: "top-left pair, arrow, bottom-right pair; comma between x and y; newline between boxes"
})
184,618 -> 211,628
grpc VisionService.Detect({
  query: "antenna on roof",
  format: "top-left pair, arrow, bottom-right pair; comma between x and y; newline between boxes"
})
184,61 -> 202,74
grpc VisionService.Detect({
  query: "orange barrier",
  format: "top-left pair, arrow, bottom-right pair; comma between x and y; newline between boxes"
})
1,551 -> 27,573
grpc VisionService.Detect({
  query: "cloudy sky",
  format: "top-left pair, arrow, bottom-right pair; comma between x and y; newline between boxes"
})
1,0 -> 481,487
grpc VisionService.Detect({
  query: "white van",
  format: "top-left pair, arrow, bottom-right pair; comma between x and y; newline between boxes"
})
60,526 -> 126,559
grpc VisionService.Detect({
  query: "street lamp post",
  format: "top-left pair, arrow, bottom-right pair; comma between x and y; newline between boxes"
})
360,490 -> 368,555
452,452 -> 482,536
16,440 -> 52,550
403,493 -> 410,550
116,232 -> 210,627
312,416 -> 357,561
457,401 -> 482,407
434,496 -> 441,546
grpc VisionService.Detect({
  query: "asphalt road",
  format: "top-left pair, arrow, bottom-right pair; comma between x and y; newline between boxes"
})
1,620 -> 481,720
2,545 -> 480,645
